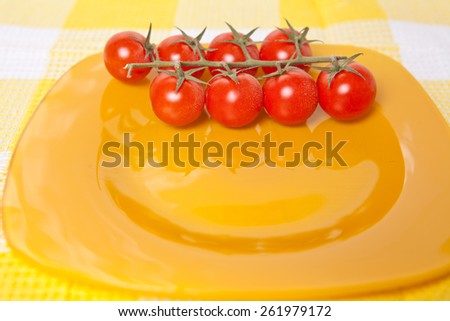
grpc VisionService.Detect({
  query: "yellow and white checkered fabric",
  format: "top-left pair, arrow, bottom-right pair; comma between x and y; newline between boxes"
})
0,0 -> 449,300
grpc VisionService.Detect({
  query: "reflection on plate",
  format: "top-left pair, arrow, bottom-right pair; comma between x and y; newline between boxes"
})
3,45 -> 450,299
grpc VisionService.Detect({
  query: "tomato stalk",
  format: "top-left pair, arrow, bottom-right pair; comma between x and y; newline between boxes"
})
126,55 -> 347,75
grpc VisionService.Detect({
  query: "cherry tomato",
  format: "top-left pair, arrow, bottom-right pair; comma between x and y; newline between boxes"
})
260,28 -> 312,74
263,69 -> 318,125
317,62 -> 377,121
103,31 -> 152,82
150,73 -> 205,127
157,35 -> 204,78
206,73 -> 263,128
205,32 -> 259,76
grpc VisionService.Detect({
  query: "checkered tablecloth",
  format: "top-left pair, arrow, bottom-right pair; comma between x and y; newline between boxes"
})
0,0 -> 449,300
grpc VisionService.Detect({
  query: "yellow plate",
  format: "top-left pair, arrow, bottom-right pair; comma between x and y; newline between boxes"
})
3,45 -> 450,299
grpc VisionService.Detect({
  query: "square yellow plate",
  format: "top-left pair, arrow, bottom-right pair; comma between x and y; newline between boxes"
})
3,44 -> 450,299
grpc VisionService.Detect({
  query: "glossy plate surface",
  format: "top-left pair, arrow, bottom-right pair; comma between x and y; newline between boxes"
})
3,45 -> 450,299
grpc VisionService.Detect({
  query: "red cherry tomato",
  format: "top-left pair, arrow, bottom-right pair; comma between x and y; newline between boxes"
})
205,32 -> 259,76
150,73 -> 205,127
206,73 -> 263,128
157,34 -> 204,78
103,31 -> 151,82
317,62 -> 377,121
263,69 -> 318,125
260,28 -> 312,74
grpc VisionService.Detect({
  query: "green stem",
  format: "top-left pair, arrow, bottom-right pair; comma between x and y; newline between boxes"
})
125,55 -> 346,72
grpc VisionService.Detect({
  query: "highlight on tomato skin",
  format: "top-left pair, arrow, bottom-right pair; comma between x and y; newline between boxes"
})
205,73 -> 263,128
260,28 -> 312,75
150,73 -> 205,127
317,62 -> 377,121
263,69 -> 318,126
103,31 -> 152,83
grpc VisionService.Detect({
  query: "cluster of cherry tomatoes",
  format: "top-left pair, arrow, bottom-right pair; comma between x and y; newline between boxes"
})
103,26 -> 376,128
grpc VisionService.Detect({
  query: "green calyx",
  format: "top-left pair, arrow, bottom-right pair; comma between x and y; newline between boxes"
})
275,19 -> 322,57
210,62 -> 239,83
313,53 -> 364,88
219,22 -> 259,60
128,22 -> 156,60
170,26 -> 212,59
159,64 -> 208,92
